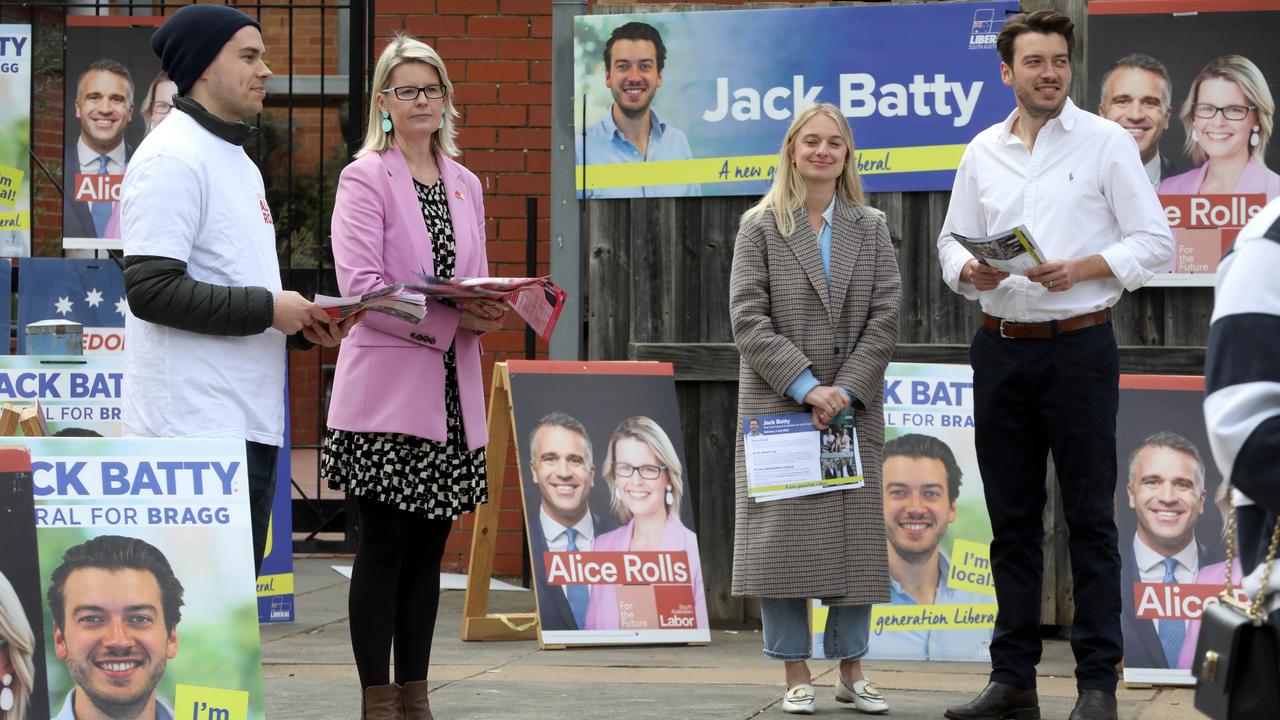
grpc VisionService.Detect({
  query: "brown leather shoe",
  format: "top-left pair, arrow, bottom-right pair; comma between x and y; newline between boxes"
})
1068,690 -> 1117,720
944,682 -> 1040,720
361,683 -> 404,720
402,680 -> 434,720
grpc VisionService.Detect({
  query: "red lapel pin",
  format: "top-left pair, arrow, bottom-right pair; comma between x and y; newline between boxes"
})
455,190 -> 465,200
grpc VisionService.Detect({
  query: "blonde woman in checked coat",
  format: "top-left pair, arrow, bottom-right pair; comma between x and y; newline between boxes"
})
729,103 -> 901,716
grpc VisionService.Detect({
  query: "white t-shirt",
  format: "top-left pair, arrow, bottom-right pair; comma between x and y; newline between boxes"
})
120,108 -> 285,446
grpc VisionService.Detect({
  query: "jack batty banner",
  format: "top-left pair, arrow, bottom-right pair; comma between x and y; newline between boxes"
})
0,24 -> 31,256
573,1 -> 1018,198
0,354 -> 294,624
0,355 -> 124,437
812,363 -> 996,662
0,437 -> 265,720
1114,375 -> 1236,687
1087,1 -> 1280,286
508,360 -> 710,647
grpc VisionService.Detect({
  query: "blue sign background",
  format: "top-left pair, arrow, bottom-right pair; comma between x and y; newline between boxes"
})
17,258 -> 126,354
574,1 -> 1018,196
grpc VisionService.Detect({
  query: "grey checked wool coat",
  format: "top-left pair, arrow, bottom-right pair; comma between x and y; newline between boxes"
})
729,197 -> 901,605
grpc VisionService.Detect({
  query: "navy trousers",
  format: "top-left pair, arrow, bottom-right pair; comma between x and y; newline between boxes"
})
970,322 -> 1123,693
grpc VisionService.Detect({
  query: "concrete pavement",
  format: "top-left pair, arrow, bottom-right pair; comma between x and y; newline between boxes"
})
259,558 -> 1204,720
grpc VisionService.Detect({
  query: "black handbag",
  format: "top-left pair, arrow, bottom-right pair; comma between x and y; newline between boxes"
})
1192,500 -> 1280,720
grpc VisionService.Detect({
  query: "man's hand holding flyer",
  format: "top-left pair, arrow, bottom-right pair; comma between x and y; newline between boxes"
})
313,283 -> 427,324
948,224 -> 1048,275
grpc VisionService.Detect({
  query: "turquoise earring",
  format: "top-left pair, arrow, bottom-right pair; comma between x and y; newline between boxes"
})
380,110 -> 393,134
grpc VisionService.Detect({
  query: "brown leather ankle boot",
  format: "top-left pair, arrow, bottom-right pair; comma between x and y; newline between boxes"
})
361,683 -> 404,720
402,680 -> 434,720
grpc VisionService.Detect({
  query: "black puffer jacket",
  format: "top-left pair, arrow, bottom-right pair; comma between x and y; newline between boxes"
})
124,256 -> 313,350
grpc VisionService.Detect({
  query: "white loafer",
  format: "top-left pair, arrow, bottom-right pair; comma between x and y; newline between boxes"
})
836,677 -> 889,714
782,684 -> 817,714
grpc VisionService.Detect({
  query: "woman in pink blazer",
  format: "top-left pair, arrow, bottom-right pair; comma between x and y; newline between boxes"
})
322,36 -> 504,720
583,416 -> 709,632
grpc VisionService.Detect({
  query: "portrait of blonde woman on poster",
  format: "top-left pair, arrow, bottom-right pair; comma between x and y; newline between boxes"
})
583,416 -> 708,631
1158,55 -> 1279,199
322,35 -> 504,720
103,71 -> 178,238
0,572 -> 34,720
729,102 -> 900,715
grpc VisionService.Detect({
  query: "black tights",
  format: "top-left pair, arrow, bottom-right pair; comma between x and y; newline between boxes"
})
348,495 -> 453,688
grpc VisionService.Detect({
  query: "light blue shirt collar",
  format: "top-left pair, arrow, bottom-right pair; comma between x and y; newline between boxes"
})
599,106 -> 670,143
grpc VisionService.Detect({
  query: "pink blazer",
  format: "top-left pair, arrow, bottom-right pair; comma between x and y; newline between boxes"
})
583,514 -> 709,631
1175,558 -> 1243,670
326,146 -> 489,449
1158,157 -> 1280,201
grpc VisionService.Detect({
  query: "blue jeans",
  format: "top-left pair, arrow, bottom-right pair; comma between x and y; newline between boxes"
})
761,598 -> 871,661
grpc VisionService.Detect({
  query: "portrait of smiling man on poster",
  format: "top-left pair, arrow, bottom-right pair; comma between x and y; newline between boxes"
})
575,20 -> 699,199
46,535 -> 183,720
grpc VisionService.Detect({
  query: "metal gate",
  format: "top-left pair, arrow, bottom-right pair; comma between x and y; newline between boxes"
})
0,0 -> 372,551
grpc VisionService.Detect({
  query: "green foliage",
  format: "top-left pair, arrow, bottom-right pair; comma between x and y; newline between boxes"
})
0,117 -> 30,169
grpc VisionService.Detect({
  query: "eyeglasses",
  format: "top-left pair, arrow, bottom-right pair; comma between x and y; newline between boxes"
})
1192,103 -> 1257,121
612,462 -> 666,480
152,101 -> 172,116
382,85 -> 446,102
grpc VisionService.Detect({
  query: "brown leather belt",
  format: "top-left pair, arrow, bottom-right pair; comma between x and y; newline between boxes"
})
981,309 -> 1111,340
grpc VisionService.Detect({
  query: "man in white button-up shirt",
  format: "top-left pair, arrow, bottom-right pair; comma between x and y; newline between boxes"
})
939,11 -> 1173,720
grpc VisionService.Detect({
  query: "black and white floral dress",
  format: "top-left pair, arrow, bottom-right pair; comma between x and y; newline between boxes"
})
322,177 -> 488,519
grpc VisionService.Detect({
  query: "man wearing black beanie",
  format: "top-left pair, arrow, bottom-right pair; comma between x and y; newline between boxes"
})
120,4 -> 360,579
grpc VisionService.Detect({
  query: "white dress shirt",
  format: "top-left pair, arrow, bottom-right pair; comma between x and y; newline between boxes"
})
1143,154 -> 1161,191
539,506 -> 596,552
938,99 -> 1173,321
540,507 -> 596,603
76,137 -> 126,175
1134,534 -> 1198,635
76,137 -> 126,219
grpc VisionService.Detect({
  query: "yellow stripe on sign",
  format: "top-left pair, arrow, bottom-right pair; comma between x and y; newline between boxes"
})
575,144 -> 968,190
811,603 -> 830,633
947,539 -> 996,596
751,475 -> 864,495
175,685 -> 249,720
0,164 -> 24,209
0,211 -> 30,231
871,603 -> 998,632
255,572 -> 295,597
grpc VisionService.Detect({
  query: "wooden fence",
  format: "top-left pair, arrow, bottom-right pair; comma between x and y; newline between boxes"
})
575,0 -> 1210,625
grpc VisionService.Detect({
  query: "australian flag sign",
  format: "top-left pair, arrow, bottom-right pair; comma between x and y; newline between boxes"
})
18,258 -> 126,354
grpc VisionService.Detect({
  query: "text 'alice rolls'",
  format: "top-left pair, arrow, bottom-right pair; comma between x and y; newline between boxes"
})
544,551 -> 691,586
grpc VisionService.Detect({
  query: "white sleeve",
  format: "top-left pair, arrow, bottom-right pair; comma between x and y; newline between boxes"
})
937,144 -> 984,299
121,152 -> 203,262
1097,129 -> 1174,290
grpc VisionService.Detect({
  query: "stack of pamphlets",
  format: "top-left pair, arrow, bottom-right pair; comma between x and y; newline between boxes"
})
742,408 -> 864,502
408,275 -> 568,339
313,283 -> 427,324
948,224 -> 1048,275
